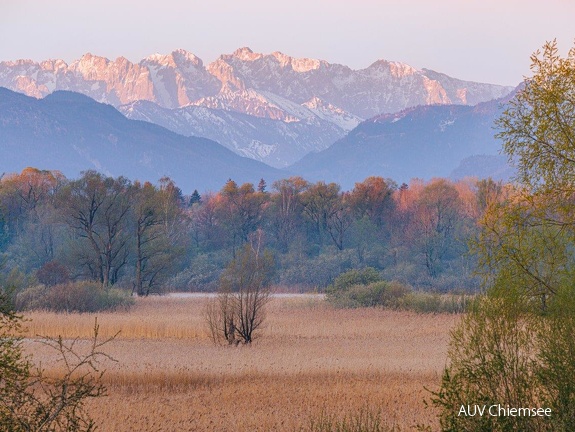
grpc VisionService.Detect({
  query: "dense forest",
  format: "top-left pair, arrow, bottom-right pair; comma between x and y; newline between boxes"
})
0,167 -> 505,297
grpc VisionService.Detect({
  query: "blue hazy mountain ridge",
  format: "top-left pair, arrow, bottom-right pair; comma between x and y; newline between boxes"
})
449,154 -> 514,181
0,87 -> 516,193
0,87 -> 284,192
289,95 -> 515,189
119,99 -> 344,168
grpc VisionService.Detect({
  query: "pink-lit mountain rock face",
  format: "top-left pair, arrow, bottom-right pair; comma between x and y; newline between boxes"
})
0,47 -> 513,119
0,48 -> 514,167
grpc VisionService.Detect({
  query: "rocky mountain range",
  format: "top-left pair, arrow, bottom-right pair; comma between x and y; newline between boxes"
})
0,48 -> 514,166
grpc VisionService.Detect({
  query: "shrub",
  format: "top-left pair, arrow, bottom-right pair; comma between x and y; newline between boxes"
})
1,288 -> 114,431
36,260 -> 70,286
429,288 -> 542,432
379,281 -> 411,307
16,282 -> 133,312
346,283 -> 387,308
206,241 -> 273,345
0,267 -> 34,307
327,268 -> 410,309
332,267 -> 381,292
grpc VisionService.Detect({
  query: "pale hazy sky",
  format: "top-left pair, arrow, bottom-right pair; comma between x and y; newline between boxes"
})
1,0 -> 574,86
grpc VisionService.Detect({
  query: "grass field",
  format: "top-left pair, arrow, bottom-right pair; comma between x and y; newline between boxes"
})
22,295 -> 459,431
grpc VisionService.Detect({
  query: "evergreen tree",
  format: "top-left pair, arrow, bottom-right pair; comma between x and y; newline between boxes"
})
189,189 -> 202,206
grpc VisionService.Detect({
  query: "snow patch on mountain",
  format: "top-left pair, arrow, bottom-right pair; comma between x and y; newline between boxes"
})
120,100 -> 345,167
302,97 -> 362,131
246,140 -> 277,159
231,47 -> 264,62
439,119 -> 455,131
189,86 -> 301,122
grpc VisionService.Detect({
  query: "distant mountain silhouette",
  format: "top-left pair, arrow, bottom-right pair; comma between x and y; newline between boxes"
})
289,95 -> 516,189
450,155 -> 514,182
0,88 -> 283,192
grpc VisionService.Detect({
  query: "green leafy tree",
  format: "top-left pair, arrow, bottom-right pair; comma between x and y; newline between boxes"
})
497,40 -> 575,195
432,286 -> 542,432
432,41 -> 575,431
475,178 -> 503,214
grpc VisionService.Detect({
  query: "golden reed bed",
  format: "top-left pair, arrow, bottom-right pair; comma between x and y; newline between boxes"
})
22,295 -> 458,431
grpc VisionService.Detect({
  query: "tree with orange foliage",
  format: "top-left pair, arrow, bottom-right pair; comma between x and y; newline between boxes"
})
348,176 -> 395,228
217,180 -> 268,254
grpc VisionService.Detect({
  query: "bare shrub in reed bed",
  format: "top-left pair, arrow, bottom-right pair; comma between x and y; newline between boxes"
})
16,282 -> 134,313
307,406 -> 399,432
206,234 -> 274,345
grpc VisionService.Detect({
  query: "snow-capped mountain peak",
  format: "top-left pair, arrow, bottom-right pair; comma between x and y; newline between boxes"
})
270,51 -> 322,72
143,49 -> 203,69
172,48 -> 203,65
143,53 -> 177,68
0,48 -> 515,167
366,59 -> 419,78
39,59 -> 68,72
70,53 -> 112,78
230,47 -> 263,62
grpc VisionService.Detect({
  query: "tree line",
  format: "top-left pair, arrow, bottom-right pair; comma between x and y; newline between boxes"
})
0,166 -> 509,296
0,170 -> 184,297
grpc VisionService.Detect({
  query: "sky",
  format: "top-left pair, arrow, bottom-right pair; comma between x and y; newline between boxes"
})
1,0 -> 574,86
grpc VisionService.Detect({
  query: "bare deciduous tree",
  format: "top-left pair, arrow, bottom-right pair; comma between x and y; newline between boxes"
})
60,171 -> 131,286
206,230 -> 273,345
